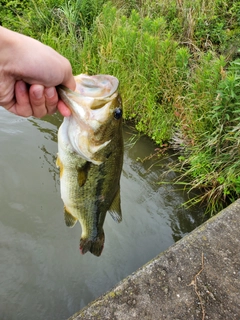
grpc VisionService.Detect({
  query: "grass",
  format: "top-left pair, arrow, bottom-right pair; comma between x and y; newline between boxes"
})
1,0 -> 240,215
174,58 -> 240,214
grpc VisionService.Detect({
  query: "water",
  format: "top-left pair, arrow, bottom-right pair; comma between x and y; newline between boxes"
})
0,108 -> 205,320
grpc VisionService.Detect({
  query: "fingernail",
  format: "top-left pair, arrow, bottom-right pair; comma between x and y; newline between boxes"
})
45,87 -> 55,98
19,81 -> 27,92
33,87 -> 44,99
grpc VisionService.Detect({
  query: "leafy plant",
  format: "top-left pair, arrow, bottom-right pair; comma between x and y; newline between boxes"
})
175,58 -> 240,214
1,0 -> 240,214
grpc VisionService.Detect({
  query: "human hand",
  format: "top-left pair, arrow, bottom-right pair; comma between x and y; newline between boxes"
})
13,81 -> 72,118
0,27 -> 75,118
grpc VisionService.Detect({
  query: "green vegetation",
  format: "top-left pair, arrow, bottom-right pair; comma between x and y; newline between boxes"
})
1,0 -> 240,214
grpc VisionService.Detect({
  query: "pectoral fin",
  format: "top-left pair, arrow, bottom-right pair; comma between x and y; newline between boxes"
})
64,207 -> 77,227
108,189 -> 122,223
77,161 -> 91,187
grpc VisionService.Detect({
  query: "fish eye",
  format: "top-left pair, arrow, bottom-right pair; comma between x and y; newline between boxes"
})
114,108 -> 122,120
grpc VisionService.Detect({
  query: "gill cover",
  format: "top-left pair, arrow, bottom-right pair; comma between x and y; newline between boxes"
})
57,75 -> 120,165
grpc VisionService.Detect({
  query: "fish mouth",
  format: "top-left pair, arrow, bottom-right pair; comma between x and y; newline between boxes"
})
57,74 -> 121,164
58,74 -> 119,112
75,74 -> 119,102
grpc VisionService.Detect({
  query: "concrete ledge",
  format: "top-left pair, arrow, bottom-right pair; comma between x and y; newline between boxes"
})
69,200 -> 240,320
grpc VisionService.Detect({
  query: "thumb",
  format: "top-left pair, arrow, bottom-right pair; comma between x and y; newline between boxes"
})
61,61 -> 76,91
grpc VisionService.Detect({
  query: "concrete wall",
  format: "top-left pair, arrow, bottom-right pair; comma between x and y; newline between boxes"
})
69,200 -> 240,320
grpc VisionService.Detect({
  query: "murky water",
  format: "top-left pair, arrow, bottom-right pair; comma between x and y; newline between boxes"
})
0,108 -> 205,320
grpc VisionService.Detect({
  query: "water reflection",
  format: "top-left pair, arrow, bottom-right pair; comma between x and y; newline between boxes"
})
122,126 -> 206,241
28,116 -> 60,189
0,108 -> 205,320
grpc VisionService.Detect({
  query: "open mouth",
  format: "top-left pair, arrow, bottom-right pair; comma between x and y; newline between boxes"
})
75,75 -> 119,101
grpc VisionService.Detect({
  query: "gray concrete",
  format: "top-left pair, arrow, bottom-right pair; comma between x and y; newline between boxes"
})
69,200 -> 240,320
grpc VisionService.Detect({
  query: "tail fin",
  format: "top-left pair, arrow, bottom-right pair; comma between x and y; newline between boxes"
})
80,230 -> 105,257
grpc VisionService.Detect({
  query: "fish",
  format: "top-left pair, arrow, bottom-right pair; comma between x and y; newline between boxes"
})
56,74 -> 123,256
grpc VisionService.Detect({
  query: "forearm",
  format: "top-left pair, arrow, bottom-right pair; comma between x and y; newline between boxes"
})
0,27 -> 21,77
0,26 -> 17,49
0,26 -> 74,117
0,26 -> 75,87
0,27 -> 55,84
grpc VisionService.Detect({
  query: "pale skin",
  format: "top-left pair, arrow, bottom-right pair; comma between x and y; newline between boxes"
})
0,26 -> 75,118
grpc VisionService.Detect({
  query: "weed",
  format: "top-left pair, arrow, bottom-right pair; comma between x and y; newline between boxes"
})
1,0 -> 240,214
175,58 -> 240,214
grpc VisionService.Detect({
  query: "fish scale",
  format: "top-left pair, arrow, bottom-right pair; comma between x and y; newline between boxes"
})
56,74 -> 123,256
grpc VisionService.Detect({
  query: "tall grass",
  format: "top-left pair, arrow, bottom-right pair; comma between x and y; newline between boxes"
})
175,58 -> 240,213
1,0 -> 240,214
75,4 -> 191,144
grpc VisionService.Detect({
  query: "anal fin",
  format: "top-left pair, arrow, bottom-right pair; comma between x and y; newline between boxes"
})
108,188 -> 122,223
64,206 -> 77,227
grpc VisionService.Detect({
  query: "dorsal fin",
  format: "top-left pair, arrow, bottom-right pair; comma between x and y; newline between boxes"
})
108,188 -> 122,223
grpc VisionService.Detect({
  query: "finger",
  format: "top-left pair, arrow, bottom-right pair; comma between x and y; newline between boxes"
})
14,80 -> 33,117
63,74 -> 76,92
61,59 -> 76,91
0,78 -> 16,111
29,84 -> 47,118
44,87 -> 58,115
57,100 -> 71,117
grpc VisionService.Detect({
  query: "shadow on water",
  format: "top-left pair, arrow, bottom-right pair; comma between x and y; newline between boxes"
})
0,109 -> 206,320
122,125 -> 207,241
27,114 -> 62,189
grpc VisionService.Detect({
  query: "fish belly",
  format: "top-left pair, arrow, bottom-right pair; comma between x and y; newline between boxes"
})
57,125 -> 105,256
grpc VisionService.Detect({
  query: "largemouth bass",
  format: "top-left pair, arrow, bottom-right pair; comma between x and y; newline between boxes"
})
56,74 -> 123,257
